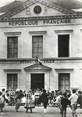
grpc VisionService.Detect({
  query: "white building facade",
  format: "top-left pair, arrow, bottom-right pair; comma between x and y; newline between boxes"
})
0,0 -> 82,91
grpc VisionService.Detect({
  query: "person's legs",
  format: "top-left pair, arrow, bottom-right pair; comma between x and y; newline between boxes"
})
59,103 -> 62,114
1,107 -> 3,112
15,103 -> 20,112
63,108 -> 66,117
25,108 -> 28,113
30,108 -> 32,113
61,108 -> 63,117
43,103 -> 47,113
74,104 -> 77,117
0,103 -> 4,112
15,99 -> 21,112
71,105 -> 75,117
0,106 -> 1,112
71,104 -> 77,117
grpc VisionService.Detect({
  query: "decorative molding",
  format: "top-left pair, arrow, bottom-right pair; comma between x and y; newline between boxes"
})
26,8 -> 31,15
24,62 -> 51,72
29,31 -> 47,34
4,69 -> 21,72
0,14 -> 82,22
0,57 -> 82,64
4,32 -> 21,36
55,29 -> 73,33
55,68 -> 74,72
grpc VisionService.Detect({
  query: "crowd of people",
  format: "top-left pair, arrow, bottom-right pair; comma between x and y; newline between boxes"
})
0,88 -> 82,117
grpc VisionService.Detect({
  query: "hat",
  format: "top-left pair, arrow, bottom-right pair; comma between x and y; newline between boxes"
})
16,89 -> 20,92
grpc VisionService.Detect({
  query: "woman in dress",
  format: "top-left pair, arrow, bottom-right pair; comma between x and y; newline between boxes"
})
24,91 -> 35,113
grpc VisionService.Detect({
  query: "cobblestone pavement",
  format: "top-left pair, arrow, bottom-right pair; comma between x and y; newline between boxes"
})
0,106 -> 82,117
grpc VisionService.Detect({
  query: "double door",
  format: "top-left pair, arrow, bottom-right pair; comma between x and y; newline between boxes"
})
31,73 -> 44,90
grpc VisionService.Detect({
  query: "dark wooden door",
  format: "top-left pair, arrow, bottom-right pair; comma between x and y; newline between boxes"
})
31,74 -> 44,90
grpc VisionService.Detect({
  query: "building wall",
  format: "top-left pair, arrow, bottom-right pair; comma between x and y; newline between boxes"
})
0,59 -> 82,91
0,24 -> 82,58
0,2 -> 82,91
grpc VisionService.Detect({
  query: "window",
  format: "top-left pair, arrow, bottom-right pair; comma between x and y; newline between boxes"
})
58,73 -> 70,91
32,35 -> 43,58
7,36 -> 18,58
7,74 -> 18,91
58,35 -> 69,57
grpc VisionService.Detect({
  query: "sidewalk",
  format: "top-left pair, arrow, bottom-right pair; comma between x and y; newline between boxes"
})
3,105 -> 82,114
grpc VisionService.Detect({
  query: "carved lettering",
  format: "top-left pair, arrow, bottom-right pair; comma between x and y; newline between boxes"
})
8,18 -> 71,26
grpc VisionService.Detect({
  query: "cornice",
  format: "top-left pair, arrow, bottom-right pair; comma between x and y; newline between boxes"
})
0,58 -> 82,64
4,32 -> 21,36
29,30 -> 47,34
55,29 -> 73,33
4,69 -> 21,72
0,14 -> 82,22
55,69 -> 74,72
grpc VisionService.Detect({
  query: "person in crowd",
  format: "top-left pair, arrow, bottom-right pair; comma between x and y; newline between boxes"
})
77,90 -> 82,108
48,91 -> 54,105
34,89 -> 40,106
5,91 -> 10,104
24,91 -> 35,113
54,91 -> 62,113
21,94 -> 27,106
69,89 -> 78,117
66,90 -> 71,108
50,91 -> 56,106
15,89 -> 24,112
0,91 -> 5,112
40,89 -> 48,113
61,92 -> 69,117
2,88 -> 5,98
1,88 -> 6,109
9,90 -> 15,106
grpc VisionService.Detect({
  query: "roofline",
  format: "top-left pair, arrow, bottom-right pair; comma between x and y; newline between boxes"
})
0,0 -> 76,19
38,0 -> 75,14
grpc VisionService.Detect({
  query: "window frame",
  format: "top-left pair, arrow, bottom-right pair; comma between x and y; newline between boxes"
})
7,73 -> 18,91
58,34 -> 69,57
54,30 -> 73,58
58,73 -> 70,91
7,36 -> 18,58
32,35 -> 43,59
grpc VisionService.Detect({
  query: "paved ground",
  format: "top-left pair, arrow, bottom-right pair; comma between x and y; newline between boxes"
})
0,106 -> 82,117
